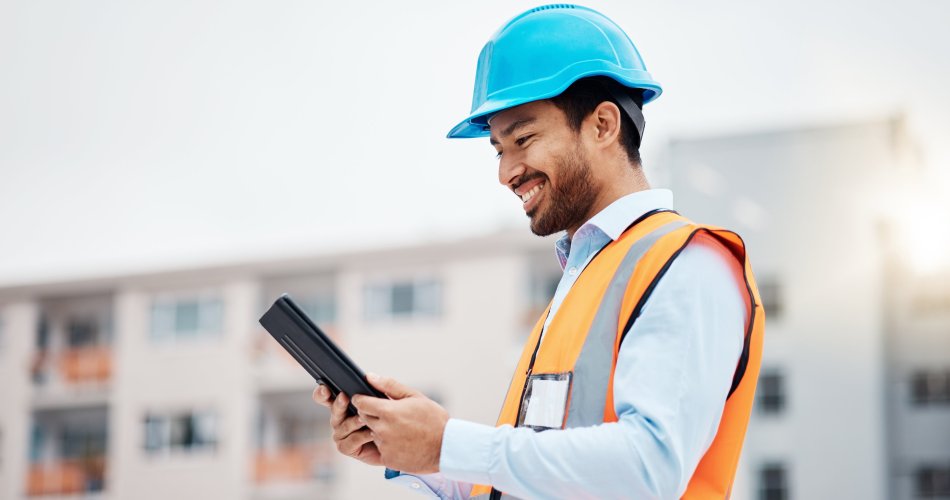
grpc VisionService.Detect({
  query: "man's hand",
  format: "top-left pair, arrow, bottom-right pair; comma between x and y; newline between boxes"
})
312,384 -> 382,466
352,373 -> 449,474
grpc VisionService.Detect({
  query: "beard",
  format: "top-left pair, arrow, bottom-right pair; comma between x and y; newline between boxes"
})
527,145 -> 597,237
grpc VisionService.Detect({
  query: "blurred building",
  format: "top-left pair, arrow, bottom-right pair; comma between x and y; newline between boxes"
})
0,229 -> 560,500
882,230 -> 950,500
664,116 -> 950,500
0,116 -> 948,500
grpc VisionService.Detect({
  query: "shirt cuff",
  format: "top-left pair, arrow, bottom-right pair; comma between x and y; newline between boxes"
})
439,418 -> 500,485
385,470 -> 442,498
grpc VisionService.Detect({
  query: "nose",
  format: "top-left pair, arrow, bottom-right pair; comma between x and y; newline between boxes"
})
498,155 -> 526,188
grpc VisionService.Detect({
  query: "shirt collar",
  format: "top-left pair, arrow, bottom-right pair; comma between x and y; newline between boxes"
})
554,188 -> 674,266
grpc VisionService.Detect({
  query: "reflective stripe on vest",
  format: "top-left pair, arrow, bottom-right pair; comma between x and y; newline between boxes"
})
470,211 -> 764,499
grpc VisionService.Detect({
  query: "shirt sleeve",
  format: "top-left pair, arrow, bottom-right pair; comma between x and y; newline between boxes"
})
436,235 -> 748,499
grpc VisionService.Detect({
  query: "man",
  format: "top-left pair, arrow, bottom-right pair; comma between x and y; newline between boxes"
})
313,5 -> 764,499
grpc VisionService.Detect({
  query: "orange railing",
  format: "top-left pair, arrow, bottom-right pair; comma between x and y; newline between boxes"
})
31,347 -> 112,386
58,347 -> 112,383
26,458 -> 105,496
253,445 -> 334,483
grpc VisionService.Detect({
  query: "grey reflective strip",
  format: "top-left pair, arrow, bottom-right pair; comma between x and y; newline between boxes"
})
470,493 -> 519,499
565,220 -> 688,427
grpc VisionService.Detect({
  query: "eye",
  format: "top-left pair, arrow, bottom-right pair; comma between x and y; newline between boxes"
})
515,134 -> 534,147
495,151 -> 503,160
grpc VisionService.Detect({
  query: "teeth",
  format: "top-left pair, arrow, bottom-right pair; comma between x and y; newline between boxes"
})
521,183 -> 544,203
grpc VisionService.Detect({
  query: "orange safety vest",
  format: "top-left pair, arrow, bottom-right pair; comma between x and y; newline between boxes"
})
470,211 -> 765,499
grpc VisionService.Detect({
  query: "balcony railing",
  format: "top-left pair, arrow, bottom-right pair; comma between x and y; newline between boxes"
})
253,444 -> 334,483
60,347 -> 112,383
26,457 -> 106,496
32,347 -> 112,386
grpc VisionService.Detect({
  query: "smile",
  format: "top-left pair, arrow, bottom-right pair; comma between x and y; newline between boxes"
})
522,182 -> 545,207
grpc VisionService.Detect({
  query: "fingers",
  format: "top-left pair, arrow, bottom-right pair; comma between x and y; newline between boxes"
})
332,413 -> 367,443
315,384 -> 386,467
336,427 -> 375,457
366,373 -> 418,400
360,412 -> 380,425
312,384 -> 332,408
329,392 -> 350,428
353,372 -> 421,417
352,394 -> 387,418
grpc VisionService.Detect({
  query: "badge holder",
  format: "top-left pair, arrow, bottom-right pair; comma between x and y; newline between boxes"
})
516,372 -> 573,431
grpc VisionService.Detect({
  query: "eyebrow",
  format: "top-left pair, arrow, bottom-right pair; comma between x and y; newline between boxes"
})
489,117 -> 537,146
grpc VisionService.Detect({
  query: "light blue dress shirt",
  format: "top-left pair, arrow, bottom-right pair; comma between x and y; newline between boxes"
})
389,189 -> 746,499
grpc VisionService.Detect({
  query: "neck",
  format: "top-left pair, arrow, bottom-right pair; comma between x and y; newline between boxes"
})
565,164 -> 650,239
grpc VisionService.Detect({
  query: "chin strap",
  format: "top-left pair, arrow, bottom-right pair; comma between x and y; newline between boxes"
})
601,80 -> 646,148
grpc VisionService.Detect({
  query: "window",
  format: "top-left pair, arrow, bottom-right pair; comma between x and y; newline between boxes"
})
758,462 -> 789,500
757,370 -> 786,415
29,423 -> 44,462
150,296 -> 223,341
296,296 -> 337,325
757,277 -> 782,319
911,370 -> 950,406
36,315 -> 49,350
916,464 -> 950,499
66,317 -> 100,348
262,273 -> 338,325
59,426 -> 107,460
144,410 -> 218,455
364,278 -> 442,321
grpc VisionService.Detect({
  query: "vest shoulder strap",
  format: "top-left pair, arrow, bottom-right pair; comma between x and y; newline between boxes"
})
617,224 -> 756,398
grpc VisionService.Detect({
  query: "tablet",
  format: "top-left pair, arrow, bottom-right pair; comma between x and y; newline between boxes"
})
259,293 -> 385,416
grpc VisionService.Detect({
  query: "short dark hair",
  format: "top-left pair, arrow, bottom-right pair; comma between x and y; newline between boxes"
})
548,77 -> 642,166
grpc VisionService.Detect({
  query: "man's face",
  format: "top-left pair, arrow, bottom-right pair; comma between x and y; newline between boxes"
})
490,100 -> 598,237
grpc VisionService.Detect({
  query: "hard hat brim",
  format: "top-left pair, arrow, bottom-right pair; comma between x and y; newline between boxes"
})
446,65 -> 662,139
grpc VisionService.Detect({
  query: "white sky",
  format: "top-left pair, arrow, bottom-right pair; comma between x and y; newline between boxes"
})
1,0 -> 948,286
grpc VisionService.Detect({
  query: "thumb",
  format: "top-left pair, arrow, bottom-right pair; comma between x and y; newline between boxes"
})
367,373 -> 417,400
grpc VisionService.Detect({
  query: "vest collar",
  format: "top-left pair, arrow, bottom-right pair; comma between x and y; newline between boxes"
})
555,188 -> 674,266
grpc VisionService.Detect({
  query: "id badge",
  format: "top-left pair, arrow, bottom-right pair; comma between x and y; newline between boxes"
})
517,372 -> 573,431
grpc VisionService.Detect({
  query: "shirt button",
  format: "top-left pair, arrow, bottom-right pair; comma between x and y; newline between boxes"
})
568,267 -> 578,276
411,482 -> 421,489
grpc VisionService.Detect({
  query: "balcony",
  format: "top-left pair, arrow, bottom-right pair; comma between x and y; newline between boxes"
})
254,390 -> 335,486
60,347 -> 112,383
32,347 -> 113,408
33,295 -> 114,402
26,457 -> 106,496
33,347 -> 112,385
27,406 -> 108,496
253,444 -> 334,483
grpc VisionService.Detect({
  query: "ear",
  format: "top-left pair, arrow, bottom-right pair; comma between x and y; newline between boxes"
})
584,101 -> 623,151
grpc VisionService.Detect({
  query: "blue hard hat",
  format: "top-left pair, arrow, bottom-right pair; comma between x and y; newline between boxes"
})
447,4 -> 662,139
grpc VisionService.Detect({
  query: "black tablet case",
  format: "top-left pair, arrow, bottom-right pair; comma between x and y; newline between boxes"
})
259,294 -> 385,416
